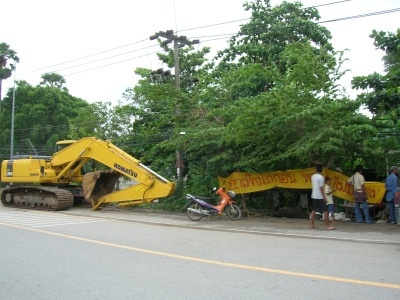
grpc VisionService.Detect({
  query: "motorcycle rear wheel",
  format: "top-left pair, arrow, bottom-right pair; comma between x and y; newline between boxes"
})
226,204 -> 242,220
187,203 -> 204,221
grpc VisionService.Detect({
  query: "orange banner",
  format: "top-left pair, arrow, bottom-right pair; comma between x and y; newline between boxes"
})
218,168 -> 385,204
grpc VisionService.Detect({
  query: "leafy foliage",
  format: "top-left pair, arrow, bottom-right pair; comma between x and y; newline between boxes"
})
0,42 -> 19,82
351,29 -> 400,174
217,0 -> 333,70
40,72 -> 67,90
352,29 -> 400,115
0,77 -> 90,158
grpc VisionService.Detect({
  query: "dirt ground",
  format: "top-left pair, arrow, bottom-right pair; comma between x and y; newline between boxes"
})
121,206 -> 400,234
240,214 -> 400,234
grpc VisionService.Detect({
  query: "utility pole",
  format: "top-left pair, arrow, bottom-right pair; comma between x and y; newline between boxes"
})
10,63 -> 16,159
149,30 -> 199,189
149,30 -> 199,91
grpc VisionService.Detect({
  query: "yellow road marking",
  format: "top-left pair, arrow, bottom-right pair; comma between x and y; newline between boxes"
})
2,221 -> 400,290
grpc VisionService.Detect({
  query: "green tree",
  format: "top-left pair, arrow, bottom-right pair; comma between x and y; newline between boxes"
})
216,0 -> 333,78
352,29 -> 400,173
0,79 -> 90,158
352,29 -> 400,115
121,40 -> 209,161
0,43 -> 20,137
0,42 -> 19,101
219,42 -> 371,172
185,0 -> 350,177
67,101 -> 134,145
68,102 -> 111,140
40,72 -> 67,90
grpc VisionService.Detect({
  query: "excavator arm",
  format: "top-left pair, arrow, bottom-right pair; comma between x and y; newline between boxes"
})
50,137 -> 175,210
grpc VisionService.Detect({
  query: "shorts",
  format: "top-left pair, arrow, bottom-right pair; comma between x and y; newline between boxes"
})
312,198 -> 327,214
327,203 -> 335,214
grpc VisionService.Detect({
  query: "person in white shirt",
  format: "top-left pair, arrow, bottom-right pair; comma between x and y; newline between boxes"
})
310,164 -> 335,230
325,177 -> 337,224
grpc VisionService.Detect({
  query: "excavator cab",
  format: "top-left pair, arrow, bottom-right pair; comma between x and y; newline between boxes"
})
55,140 -> 77,152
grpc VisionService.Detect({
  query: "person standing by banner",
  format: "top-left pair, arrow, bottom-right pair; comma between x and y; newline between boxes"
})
347,165 -> 373,224
310,164 -> 335,230
385,166 -> 398,224
324,177 -> 337,224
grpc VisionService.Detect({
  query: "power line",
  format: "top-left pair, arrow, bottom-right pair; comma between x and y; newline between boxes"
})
67,9 -> 400,75
15,5 -> 400,78
63,51 -> 159,76
319,8 -> 400,23
12,0 -> 355,75
67,52 -> 173,77
23,39 -> 148,74
314,0 -> 351,8
177,0 -> 352,33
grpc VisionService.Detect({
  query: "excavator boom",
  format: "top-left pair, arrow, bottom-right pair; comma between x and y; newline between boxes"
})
1,137 -> 176,210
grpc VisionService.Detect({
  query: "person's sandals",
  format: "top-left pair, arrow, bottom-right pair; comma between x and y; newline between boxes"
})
325,227 -> 335,230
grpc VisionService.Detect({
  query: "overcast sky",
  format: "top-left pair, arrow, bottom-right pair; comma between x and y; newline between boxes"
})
1,0 -> 399,105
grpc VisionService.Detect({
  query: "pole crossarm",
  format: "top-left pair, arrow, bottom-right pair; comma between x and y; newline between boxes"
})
149,30 -> 200,90
150,30 -> 199,46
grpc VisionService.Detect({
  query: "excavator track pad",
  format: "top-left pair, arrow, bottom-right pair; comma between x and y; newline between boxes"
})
1,186 -> 74,211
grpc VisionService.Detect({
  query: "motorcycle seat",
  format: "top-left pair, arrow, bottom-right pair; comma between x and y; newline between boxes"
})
192,195 -> 213,203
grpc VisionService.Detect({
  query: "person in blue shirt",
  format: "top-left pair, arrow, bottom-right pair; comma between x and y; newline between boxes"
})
385,166 -> 398,224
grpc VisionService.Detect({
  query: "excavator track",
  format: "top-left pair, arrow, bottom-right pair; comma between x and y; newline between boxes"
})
1,186 -> 74,211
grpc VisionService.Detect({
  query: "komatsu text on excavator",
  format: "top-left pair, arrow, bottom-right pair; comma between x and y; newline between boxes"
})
0,137 -> 175,211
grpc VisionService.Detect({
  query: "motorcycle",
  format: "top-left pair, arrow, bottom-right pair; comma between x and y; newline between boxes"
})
185,187 -> 242,221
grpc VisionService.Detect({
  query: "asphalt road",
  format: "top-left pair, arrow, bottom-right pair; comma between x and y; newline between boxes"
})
0,206 -> 399,300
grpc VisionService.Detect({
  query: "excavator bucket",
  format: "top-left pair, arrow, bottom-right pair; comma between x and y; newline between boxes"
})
82,170 -> 121,207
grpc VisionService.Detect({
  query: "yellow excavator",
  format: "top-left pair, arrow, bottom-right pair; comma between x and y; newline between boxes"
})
0,137 -> 175,211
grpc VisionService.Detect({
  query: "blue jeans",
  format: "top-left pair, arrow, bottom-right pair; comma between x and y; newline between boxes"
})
354,201 -> 372,223
387,200 -> 397,224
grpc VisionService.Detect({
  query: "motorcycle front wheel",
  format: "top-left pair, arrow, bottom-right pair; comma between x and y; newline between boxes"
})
226,204 -> 242,220
187,203 -> 204,221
